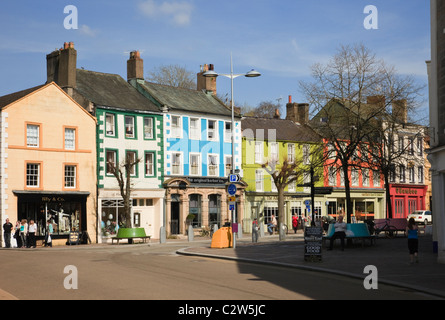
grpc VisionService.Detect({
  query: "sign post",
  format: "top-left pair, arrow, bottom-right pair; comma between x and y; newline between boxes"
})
227,183 -> 237,248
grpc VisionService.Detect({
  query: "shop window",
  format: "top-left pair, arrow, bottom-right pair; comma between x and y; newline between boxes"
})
189,194 -> 202,228
101,199 -> 126,236
263,207 -> 278,225
208,194 -> 221,227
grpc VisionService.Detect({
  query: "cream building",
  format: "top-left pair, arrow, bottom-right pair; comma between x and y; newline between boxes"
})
0,82 -> 97,246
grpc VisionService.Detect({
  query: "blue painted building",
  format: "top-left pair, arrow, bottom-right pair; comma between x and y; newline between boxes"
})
128,55 -> 245,235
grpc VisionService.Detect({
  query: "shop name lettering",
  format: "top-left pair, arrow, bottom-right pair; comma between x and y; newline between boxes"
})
42,196 -> 66,202
395,188 -> 418,195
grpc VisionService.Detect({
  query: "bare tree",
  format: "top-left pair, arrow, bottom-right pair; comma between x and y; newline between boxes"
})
262,157 -> 304,241
146,64 -> 196,90
107,153 -> 141,228
300,43 -> 424,222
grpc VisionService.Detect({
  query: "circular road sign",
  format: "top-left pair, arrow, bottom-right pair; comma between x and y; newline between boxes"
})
228,183 -> 237,196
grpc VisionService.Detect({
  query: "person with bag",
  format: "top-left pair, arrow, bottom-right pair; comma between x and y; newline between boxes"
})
45,220 -> 53,247
19,219 -> 28,248
292,215 -> 298,234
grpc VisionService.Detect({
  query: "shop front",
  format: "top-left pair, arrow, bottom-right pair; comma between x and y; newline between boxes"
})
325,188 -> 386,221
164,177 -> 246,235
243,193 -> 329,233
388,184 -> 428,218
13,191 -> 90,244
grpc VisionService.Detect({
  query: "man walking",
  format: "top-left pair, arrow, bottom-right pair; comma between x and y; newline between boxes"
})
3,218 -> 13,248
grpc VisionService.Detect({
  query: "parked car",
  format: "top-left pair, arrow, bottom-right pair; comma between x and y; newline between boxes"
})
407,210 -> 433,225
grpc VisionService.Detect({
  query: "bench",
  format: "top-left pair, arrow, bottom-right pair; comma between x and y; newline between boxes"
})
111,228 -> 151,245
322,223 -> 376,248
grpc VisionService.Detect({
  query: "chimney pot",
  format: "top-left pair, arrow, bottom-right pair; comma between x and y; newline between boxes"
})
289,95 -> 292,103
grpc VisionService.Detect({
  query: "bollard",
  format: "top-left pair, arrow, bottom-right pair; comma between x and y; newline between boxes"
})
159,226 -> 166,244
188,225 -> 194,242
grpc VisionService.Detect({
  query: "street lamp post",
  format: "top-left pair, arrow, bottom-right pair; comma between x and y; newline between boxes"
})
203,54 -> 260,248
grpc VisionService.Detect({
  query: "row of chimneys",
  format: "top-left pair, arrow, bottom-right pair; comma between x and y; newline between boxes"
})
46,42 -> 217,95
46,42 -> 408,123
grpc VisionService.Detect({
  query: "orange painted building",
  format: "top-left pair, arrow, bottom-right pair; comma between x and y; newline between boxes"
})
0,82 -> 97,246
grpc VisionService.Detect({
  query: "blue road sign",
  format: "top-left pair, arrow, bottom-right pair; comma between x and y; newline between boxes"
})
229,174 -> 240,183
229,204 -> 235,211
304,200 -> 311,206
228,183 -> 237,196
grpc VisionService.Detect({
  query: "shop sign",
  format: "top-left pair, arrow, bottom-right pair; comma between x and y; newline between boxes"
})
395,188 -> 418,195
42,196 -> 66,203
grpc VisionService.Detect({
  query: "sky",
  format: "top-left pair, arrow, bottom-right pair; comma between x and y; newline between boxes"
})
0,0 -> 431,118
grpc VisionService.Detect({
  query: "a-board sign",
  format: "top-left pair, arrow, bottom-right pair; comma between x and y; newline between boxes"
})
304,227 -> 323,261
69,232 -> 80,245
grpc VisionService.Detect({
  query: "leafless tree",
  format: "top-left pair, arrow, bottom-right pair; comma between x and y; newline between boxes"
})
300,43 -> 424,222
146,64 -> 196,90
107,153 -> 141,228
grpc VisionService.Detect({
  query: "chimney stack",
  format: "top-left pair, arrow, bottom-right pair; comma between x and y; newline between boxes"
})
127,50 -> 144,81
392,99 -> 408,123
197,64 -> 217,95
286,95 -> 309,124
46,42 -> 77,91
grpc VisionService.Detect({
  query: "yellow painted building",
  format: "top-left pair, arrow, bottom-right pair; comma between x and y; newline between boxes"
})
0,82 -> 97,246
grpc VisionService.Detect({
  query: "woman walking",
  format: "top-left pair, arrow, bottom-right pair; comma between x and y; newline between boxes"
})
406,218 -> 419,264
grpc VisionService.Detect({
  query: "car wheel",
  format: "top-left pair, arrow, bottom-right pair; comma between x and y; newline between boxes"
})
424,219 -> 428,225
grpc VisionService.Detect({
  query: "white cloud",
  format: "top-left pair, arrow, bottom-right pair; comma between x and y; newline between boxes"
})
79,25 -> 98,37
138,0 -> 193,26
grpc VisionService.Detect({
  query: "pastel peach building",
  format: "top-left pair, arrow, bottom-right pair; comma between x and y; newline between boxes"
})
0,82 -> 97,246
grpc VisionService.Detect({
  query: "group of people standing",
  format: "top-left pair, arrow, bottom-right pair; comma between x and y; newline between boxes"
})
2,218 -> 53,248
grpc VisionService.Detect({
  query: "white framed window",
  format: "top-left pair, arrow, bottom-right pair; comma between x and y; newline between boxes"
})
171,152 -> 182,175
362,169 -> 369,187
190,153 -> 201,176
26,163 -> 40,188
207,120 -> 217,141
64,128 -> 76,150
287,144 -> 295,163
351,168 -> 359,186
270,142 -> 279,162
328,167 -> 336,186
171,116 -> 182,138
190,118 -> 200,140
303,144 -> 310,165
409,166 -> 415,183
417,137 -> 423,156
145,152 -> 155,176
399,165 -> 406,183
26,124 -> 39,148
64,165 -> 77,188
225,155 -> 232,177
106,150 -> 117,175
224,121 -> 232,142
255,142 -> 263,164
144,117 -> 154,139
288,180 -> 296,192
126,151 -> 137,176
255,170 -> 263,192
418,167 -> 424,184
105,113 -> 115,136
373,170 -> 381,187
125,116 -> 135,138
208,154 -> 218,176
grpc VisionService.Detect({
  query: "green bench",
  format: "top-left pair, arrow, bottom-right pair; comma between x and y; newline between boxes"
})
322,223 -> 376,247
111,228 -> 151,245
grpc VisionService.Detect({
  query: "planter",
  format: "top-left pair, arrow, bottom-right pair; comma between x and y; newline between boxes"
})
116,228 -> 147,244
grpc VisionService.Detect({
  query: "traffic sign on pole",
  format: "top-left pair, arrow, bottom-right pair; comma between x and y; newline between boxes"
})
228,183 -> 237,196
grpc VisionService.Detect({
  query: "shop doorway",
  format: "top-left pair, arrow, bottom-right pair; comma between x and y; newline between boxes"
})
171,202 -> 180,235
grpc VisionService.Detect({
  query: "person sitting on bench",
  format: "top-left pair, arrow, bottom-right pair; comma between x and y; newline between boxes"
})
328,215 -> 347,251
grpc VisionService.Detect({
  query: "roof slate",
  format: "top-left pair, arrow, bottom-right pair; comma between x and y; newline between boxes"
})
75,69 -> 161,113
242,117 -> 321,143
0,84 -> 45,109
138,81 -> 233,117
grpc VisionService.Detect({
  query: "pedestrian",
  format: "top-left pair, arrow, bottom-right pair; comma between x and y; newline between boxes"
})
20,219 -> 28,248
406,217 -> 419,264
3,218 -> 13,248
28,220 -> 37,248
328,215 -> 347,251
292,215 -> 298,234
252,218 -> 259,243
45,220 -> 53,247
14,221 -> 22,248
267,215 -> 277,235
